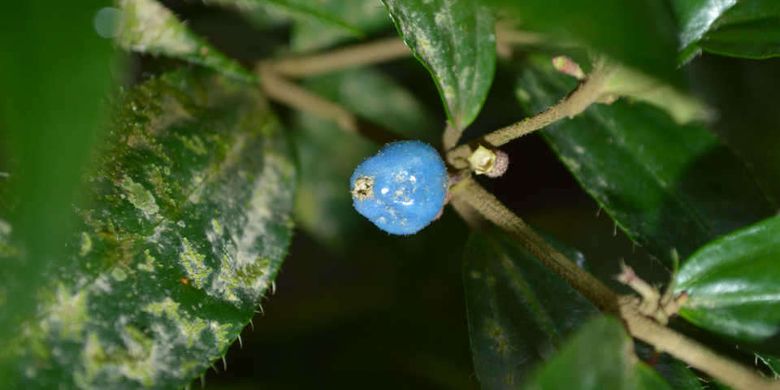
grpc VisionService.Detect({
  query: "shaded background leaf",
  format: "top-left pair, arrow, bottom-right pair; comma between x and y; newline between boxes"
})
675,215 -> 780,354
3,70 -> 296,388
516,55 -> 775,267
490,0 -> 680,84
382,0 -> 496,132
524,316 -> 671,389
211,0 -> 389,51
288,0 -> 391,52
463,228 -> 596,388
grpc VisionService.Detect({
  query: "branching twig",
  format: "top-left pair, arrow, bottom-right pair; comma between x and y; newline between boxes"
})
452,176 -> 778,390
621,299 -> 777,390
446,60 -> 614,169
258,63 -> 358,131
257,64 -> 399,144
264,37 -> 410,79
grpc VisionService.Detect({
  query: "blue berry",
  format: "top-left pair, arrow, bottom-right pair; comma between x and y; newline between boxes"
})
350,141 -> 448,235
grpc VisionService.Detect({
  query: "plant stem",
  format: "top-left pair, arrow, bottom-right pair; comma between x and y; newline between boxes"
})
264,37 -> 410,79
258,63 -> 356,131
453,176 -> 619,311
452,176 -> 777,390
446,60 -> 613,169
621,299 -> 778,390
257,64 -> 399,144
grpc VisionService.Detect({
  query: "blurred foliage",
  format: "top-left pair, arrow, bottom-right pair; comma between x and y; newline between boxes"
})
524,316 -> 670,390
0,0 -> 118,367
463,228 -> 597,388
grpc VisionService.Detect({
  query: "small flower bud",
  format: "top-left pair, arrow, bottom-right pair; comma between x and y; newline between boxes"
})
468,145 -> 509,178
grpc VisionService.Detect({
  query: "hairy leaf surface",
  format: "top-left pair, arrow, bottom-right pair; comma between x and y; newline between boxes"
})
2,70 -> 296,388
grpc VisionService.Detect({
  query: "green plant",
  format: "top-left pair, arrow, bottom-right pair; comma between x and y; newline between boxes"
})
1,0 -> 780,388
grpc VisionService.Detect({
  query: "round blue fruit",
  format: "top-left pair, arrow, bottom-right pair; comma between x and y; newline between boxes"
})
350,141 -> 448,235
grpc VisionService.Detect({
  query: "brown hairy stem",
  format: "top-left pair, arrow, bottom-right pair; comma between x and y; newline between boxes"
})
446,60 -> 614,169
452,176 -> 619,311
452,176 -> 778,390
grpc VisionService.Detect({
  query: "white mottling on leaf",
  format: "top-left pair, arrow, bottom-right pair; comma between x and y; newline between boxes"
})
121,175 -> 160,219
208,150 -> 293,304
43,284 -> 88,340
118,0 -> 198,55
179,238 -> 211,288
138,249 -> 156,272
111,267 -> 128,282
79,232 -> 93,257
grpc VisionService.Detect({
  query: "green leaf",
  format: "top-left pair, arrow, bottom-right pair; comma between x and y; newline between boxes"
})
382,0 -> 496,131
209,0 -> 391,52
289,0 -> 392,52
2,70 -> 296,387
516,55 -> 775,267
213,0 -> 375,37
490,0 -> 679,84
524,316 -> 671,389
757,354 -> 780,379
118,0 -> 256,82
0,0 -> 118,355
293,68 -> 436,249
636,343 -> 704,389
674,215 -> 780,353
671,0 -> 738,59
635,364 -> 674,390
699,0 -> 780,59
463,229 -> 597,388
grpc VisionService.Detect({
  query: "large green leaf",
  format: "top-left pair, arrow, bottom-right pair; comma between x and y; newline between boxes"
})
0,0 -> 118,356
674,215 -> 780,353
118,0 -> 256,82
382,0 -> 496,132
463,229 -> 597,388
1,70 -> 296,387
516,56 -> 775,267
671,0 -> 738,59
491,0 -> 679,84
524,316 -> 671,389
671,0 -> 780,60
699,0 -> 780,59
294,69 -> 436,250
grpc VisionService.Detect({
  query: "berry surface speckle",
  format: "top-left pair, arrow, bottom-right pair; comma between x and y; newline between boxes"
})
350,141 -> 448,235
